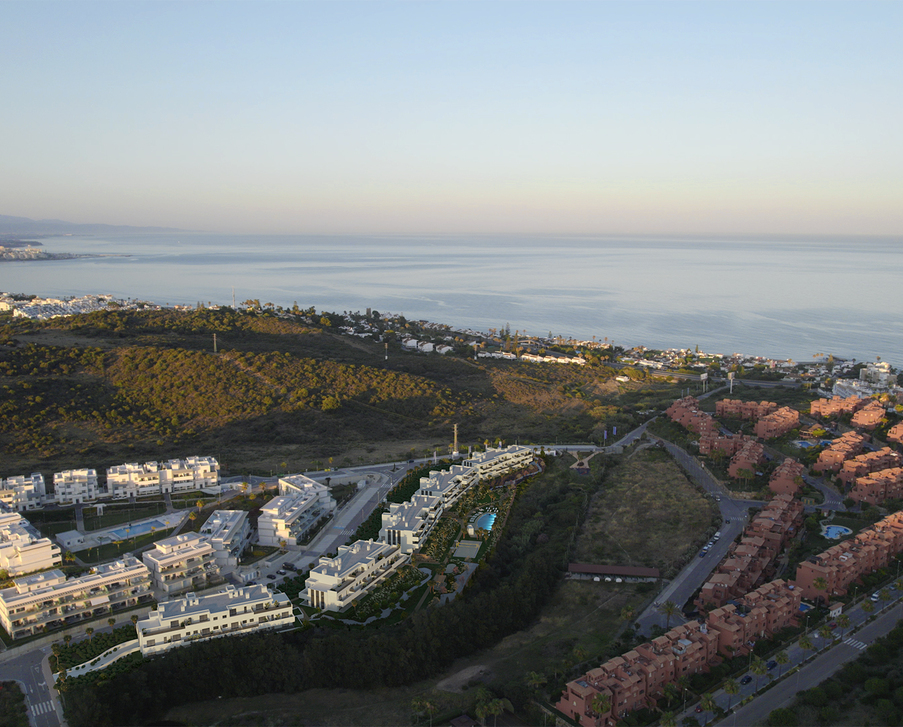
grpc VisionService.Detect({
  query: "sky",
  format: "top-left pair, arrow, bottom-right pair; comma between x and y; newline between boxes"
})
1,1 -> 901,235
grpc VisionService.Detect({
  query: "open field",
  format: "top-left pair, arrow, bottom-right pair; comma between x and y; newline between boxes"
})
573,445 -> 718,577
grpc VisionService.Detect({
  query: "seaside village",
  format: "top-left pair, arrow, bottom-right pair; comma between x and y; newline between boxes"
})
556,367 -> 903,727
0,444 -> 535,670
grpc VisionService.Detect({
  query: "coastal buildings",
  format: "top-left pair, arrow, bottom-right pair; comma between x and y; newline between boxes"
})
0,555 -> 152,640
136,584 -> 294,656
302,539 -> 406,612
715,399 -> 779,420
849,467 -> 903,506
810,395 -> 867,419
851,401 -> 887,430
0,507 -> 61,576
198,510 -> 252,569
753,406 -> 800,440
0,473 -> 45,511
142,533 -> 219,596
52,469 -> 99,505
768,458 -> 806,496
838,448 -> 903,487
379,494 -> 443,554
813,432 -> 869,474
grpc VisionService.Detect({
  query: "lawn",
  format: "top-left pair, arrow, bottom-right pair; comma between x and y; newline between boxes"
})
82,501 -> 167,531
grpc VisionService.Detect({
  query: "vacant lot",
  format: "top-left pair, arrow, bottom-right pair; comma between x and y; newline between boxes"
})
574,445 -> 716,577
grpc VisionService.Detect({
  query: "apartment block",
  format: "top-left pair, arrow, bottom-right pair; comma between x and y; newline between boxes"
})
417,465 -> 479,507
727,440 -> 765,479
199,510 -> 252,569
699,434 -> 750,458
754,407 -> 800,440
0,555 -> 152,639
838,448 -> 903,487
137,584 -> 293,656
303,539 -> 405,612
813,432 -> 869,474
769,458 -> 806,496
379,494 -> 443,554
888,422 -> 903,446
0,507 -> 61,576
810,395 -> 867,419
52,469 -> 99,505
0,474 -> 45,511
666,397 -> 717,437
461,445 -> 534,480
142,533 -> 219,596
850,467 -> 903,506
257,487 -> 336,548
851,401 -> 887,431
107,457 -> 220,498
715,399 -> 779,420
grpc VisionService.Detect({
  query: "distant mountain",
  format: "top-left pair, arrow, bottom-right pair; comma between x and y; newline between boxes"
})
0,214 -> 189,236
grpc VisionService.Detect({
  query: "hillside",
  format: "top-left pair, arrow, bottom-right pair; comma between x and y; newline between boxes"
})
0,308 -> 684,476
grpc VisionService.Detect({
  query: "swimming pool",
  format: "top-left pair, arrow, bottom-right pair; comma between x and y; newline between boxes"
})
474,513 -> 497,531
823,525 -> 852,539
106,518 -> 171,541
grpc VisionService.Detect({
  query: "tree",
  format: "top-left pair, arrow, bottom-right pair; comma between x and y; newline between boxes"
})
525,671 -> 546,691
723,678 -> 740,712
663,681 -> 680,708
836,614 -> 851,639
799,634 -> 815,656
660,711 -> 677,727
659,600 -> 679,629
751,656 -> 767,691
880,588 -> 892,610
131,614 -> 139,626
775,649 -> 790,677
699,692 -> 717,726
590,691 -> 611,719
812,576 -> 829,605
818,624 -> 834,646
108,617 -> 116,629
64,634 -> 72,646
85,627 -> 94,639
863,599 -> 875,617
487,698 -> 512,727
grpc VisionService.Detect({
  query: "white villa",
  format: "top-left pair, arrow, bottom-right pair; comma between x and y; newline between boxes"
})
303,539 -> 406,612
0,474 -> 46,511
199,510 -> 252,569
137,584 -> 294,656
106,457 -> 220,498
379,494 -> 443,554
257,476 -> 336,547
0,507 -> 61,576
52,469 -> 99,505
0,555 -> 152,640
142,533 -> 219,596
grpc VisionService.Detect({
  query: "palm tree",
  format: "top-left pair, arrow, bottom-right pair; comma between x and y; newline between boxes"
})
775,649 -> 789,677
620,605 -> 636,624
862,599 -> 875,617
799,634 -> 815,659
525,671 -> 547,691
660,711 -> 677,727
812,576 -> 829,605
663,682 -> 679,708
699,692 -> 717,726
659,600 -> 679,629
723,678 -> 740,711
818,624 -> 834,646
591,691 -> 611,720
751,656 -> 767,691
196,499 -> 204,512
108,617 -> 116,629
85,627 -> 94,639
488,698 -> 512,727
677,675 -> 692,711
63,634 -> 72,647
836,614 -> 851,639
880,588 -> 892,610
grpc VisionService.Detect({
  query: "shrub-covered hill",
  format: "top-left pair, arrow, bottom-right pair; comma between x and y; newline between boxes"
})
0,308 -> 681,474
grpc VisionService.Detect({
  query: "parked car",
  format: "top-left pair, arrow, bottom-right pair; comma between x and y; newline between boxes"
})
871,592 -> 881,602
740,675 -> 753,685
766,660 -> 778,670
277,569 -> 287,576
699,551 -> 706,558
267,574 -> 277,580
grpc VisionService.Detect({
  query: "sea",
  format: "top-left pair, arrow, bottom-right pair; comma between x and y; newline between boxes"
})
4,233 -> 902,366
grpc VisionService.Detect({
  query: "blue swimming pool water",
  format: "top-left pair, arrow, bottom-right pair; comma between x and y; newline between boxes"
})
475,513 -> 497,531
824,525 -> 852,539
107,519 -> 169,540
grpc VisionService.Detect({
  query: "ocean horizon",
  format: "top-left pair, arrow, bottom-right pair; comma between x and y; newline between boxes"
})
4,232 -> 902,366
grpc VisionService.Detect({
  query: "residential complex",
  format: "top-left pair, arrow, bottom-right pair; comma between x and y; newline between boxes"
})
106,457 -> 220,498
665,397 -> 717,438
137,584 -> 294,656
379,494 -> 443,554
558,580 -> 800,727
142,533 -> 220,596
768,458 -> 806,496
715,399 -> 778,420
0,506 -> 61,576
794,510 -> 903,601
850,468 -> 903,506
810,395 -> 867,419
0,555 -> 152,640
199,510 -> 253,569
0,474 -> 45,511
813,432 -> 869,474
851,401 -> 887,430
753,406 -> 800,440
838,447 -> 903,487
695,494 -> 803,610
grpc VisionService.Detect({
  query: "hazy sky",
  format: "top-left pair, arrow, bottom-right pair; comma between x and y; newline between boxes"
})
2,1 -> 901,235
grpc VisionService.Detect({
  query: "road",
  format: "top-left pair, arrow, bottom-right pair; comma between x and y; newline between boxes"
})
0,647 -> 64,727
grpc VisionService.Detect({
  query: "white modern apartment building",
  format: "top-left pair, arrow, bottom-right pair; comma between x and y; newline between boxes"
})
106,457 -> 220,498
52,469 -> 99,505
199,510 -> 252,569
379,494 -> 443,554
0,555 -> 152,640
142,533 -> 219,596
303,539 -> 405,612
462,445 -> 534,480
137,584 -> 294,656
0,474 -> 46,511
0,507 -> 61,576
257,479 -> 336,547
417,465 -> 479,507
